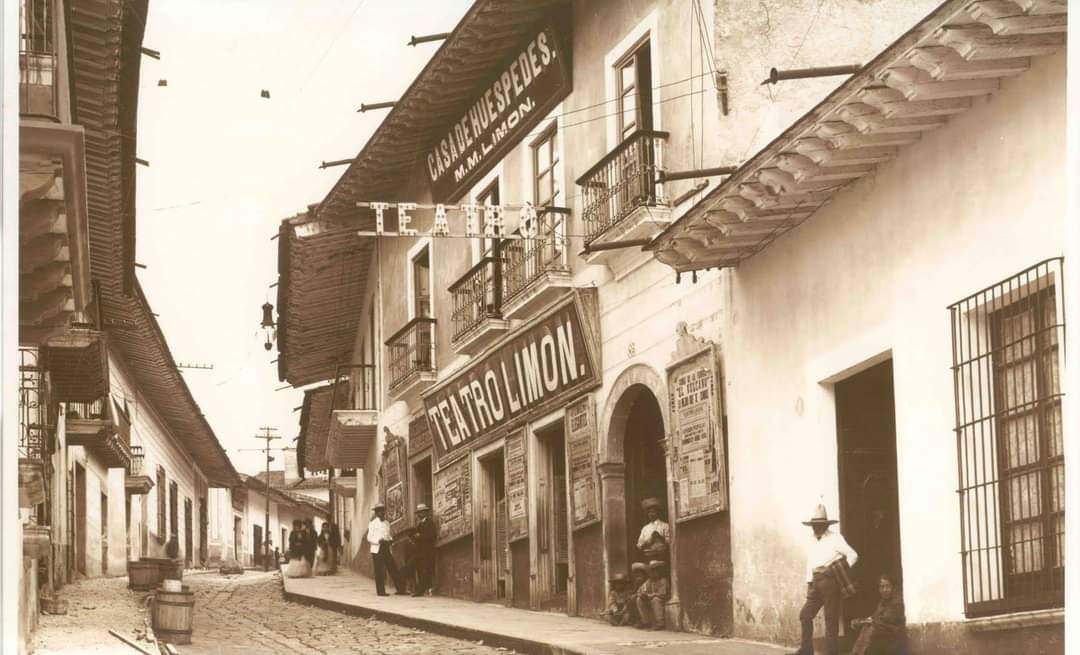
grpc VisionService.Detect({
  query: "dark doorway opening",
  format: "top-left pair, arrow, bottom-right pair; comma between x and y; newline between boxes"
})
75,463 -> 86,575
623,389 -> 668,563
184,497 -> 193,567
836,359 -> 903,624
412,456 -> 433,513
537,421 -> 569,611
100,492 -> 108,575
477,449 -> 508,602
253,524 -> 263,567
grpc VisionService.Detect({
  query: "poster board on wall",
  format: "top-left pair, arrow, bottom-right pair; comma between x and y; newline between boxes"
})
433,454 -> 473,546
504,428 -> 529,542
667,328 -> 728,521
380,433 -> 409,531
565,395 -> 600,530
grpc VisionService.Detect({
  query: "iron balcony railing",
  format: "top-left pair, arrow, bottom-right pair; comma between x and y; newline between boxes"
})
129,444 -> 145,477
331,364 -> 377,411
449,252 -> 503,342
19,0 -> 58,120
576,130 -> 669,245
503,207 -> 571,303
18,347 -> 51,462
385,317 -> 436,389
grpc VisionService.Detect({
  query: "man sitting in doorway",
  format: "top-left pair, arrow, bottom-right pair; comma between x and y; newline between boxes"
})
603,573 -> 635,626
789,504 -> 859,655
636,497 -> 670,562
636,560 -> 669,630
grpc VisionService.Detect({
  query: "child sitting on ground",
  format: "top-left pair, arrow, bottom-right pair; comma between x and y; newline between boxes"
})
603,573 -> 634,626
636,560 -> 669,631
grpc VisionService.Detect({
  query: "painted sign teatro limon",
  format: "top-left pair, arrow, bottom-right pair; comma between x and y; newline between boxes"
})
424,292 -> 599,460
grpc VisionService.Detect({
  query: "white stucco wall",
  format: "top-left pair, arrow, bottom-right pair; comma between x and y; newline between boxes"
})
720,50 -> 1066,637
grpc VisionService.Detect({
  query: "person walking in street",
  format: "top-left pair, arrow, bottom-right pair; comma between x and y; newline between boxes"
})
411,503 -> 437,596
314,523 -> 334,575
366,503 -> 405,596
789,504 -> 859,655
285,520 -> 311,578
303,519 -> 318,570
328,522 -> 342,573
636,497 -> 670,562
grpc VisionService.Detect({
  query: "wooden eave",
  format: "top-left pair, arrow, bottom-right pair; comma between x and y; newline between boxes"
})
296,384 -> 338,472
649,0 -> 1068,272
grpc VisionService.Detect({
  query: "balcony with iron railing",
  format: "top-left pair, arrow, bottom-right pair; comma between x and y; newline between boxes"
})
450,251 -> 510,355
20,0 -> 59,121
385,317 -> 437,397
577,130 -> 670,264
502,207 -> 573,320
326,364 -> 379,469
18,348 -> 53,511
66,396 -> 131,469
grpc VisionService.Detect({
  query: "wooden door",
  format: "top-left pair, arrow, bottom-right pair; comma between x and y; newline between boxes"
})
836,360 -> 902,621
100,493 -> 108,574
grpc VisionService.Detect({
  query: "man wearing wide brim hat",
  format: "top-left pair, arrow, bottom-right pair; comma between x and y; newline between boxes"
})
636,497 -> 670,562
411,503 -> 437,597
366,502 -> 406,596
789,504 -> 858,655
603,572 -> 634,626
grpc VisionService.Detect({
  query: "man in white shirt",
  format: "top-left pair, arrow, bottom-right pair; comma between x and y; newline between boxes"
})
636,497 -> 671,562
366,503 -> 405,596
790,504 -> 858,655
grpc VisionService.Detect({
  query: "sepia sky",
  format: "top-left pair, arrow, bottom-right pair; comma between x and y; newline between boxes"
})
133,0 -> 473,475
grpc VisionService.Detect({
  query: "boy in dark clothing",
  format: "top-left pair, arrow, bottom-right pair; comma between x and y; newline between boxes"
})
636,560 -> 669,631
603,573 -> 635,626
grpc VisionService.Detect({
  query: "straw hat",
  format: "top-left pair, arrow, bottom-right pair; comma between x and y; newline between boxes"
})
802,503 -> 838,526
609,572 -> 628,584
415,503 -> 430,512
630,562 -> 647,573
648,560 -> 666,570
371,502 -> 386,511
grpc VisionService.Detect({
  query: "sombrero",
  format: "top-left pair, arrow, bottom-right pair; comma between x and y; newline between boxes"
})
801,503 -> 838,526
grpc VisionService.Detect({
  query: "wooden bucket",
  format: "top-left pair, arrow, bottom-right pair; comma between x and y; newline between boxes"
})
128,560 -> 158,590
152,587 -> 194,645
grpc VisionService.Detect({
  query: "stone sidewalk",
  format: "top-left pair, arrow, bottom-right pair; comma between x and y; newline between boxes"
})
282,570 -> 787,655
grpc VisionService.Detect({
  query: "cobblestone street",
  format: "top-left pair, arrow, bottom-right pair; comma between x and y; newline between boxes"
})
33,571 -> 515,655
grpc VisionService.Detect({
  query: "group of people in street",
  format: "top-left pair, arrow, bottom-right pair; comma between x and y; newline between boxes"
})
603,496 -> 672,630
284,519 -> 343,578
790,504 -> 908,655
366,502 -> 437,597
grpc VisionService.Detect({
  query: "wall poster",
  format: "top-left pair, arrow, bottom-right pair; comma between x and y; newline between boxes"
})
504,428 -> 529,542
565,395 -> 600,529
433,454 -> 473,546
380,431 -> 409,530
667,327 -> 728,521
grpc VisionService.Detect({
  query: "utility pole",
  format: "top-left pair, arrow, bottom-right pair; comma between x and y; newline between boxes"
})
254,426 -> 279,571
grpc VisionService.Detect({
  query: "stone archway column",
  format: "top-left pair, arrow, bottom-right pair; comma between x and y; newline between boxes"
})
659,437 -> 682,630
598,461 -> 626,593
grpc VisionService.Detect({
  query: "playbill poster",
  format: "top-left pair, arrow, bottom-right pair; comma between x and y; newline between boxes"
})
434,455 -> 473,546
668,347 -> 727,520
565,395 -> 599,529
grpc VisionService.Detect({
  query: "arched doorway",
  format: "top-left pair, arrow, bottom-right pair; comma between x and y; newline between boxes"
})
622,387 -> 667,564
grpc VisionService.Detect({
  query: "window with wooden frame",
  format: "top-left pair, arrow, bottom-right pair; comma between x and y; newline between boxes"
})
412,247 -> 431,319
169,481 -> 179,541
156,466 -> 166,542
949,258 -> 1065,617
476,180 -> 500,260
616,39 -> 653,141
532,126 -> 559,209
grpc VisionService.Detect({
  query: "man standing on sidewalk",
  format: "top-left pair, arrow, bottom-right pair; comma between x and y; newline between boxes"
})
789,504 -> 858,655
411,503 -> 437,596
367,503 -> 406,596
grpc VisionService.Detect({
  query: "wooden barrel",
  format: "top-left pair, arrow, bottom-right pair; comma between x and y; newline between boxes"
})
140,557 -> 168,587
152,587 -> 194,645
128,561 -> 158,590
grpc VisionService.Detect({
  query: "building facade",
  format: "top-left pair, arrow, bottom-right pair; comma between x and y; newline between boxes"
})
14,0 -> 240,649
276,0 -> 1068,652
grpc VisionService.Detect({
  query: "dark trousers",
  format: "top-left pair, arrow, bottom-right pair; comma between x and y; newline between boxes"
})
799,571 -> 841,655
372,542 -> 402,594
414,550 -> 434,593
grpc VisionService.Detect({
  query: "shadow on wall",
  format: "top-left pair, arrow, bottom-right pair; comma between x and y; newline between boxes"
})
733,525 -> 805,645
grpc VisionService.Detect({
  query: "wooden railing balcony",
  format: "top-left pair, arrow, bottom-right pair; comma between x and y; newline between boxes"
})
67,396 -> 130,469
503,207 -> 571,305
576,130 -> 669,245
332,364 -> 377,411
385,317 -> 437,391
450,253 -> 504,343
19,0 -> 59,121
326,364 -> 379,470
